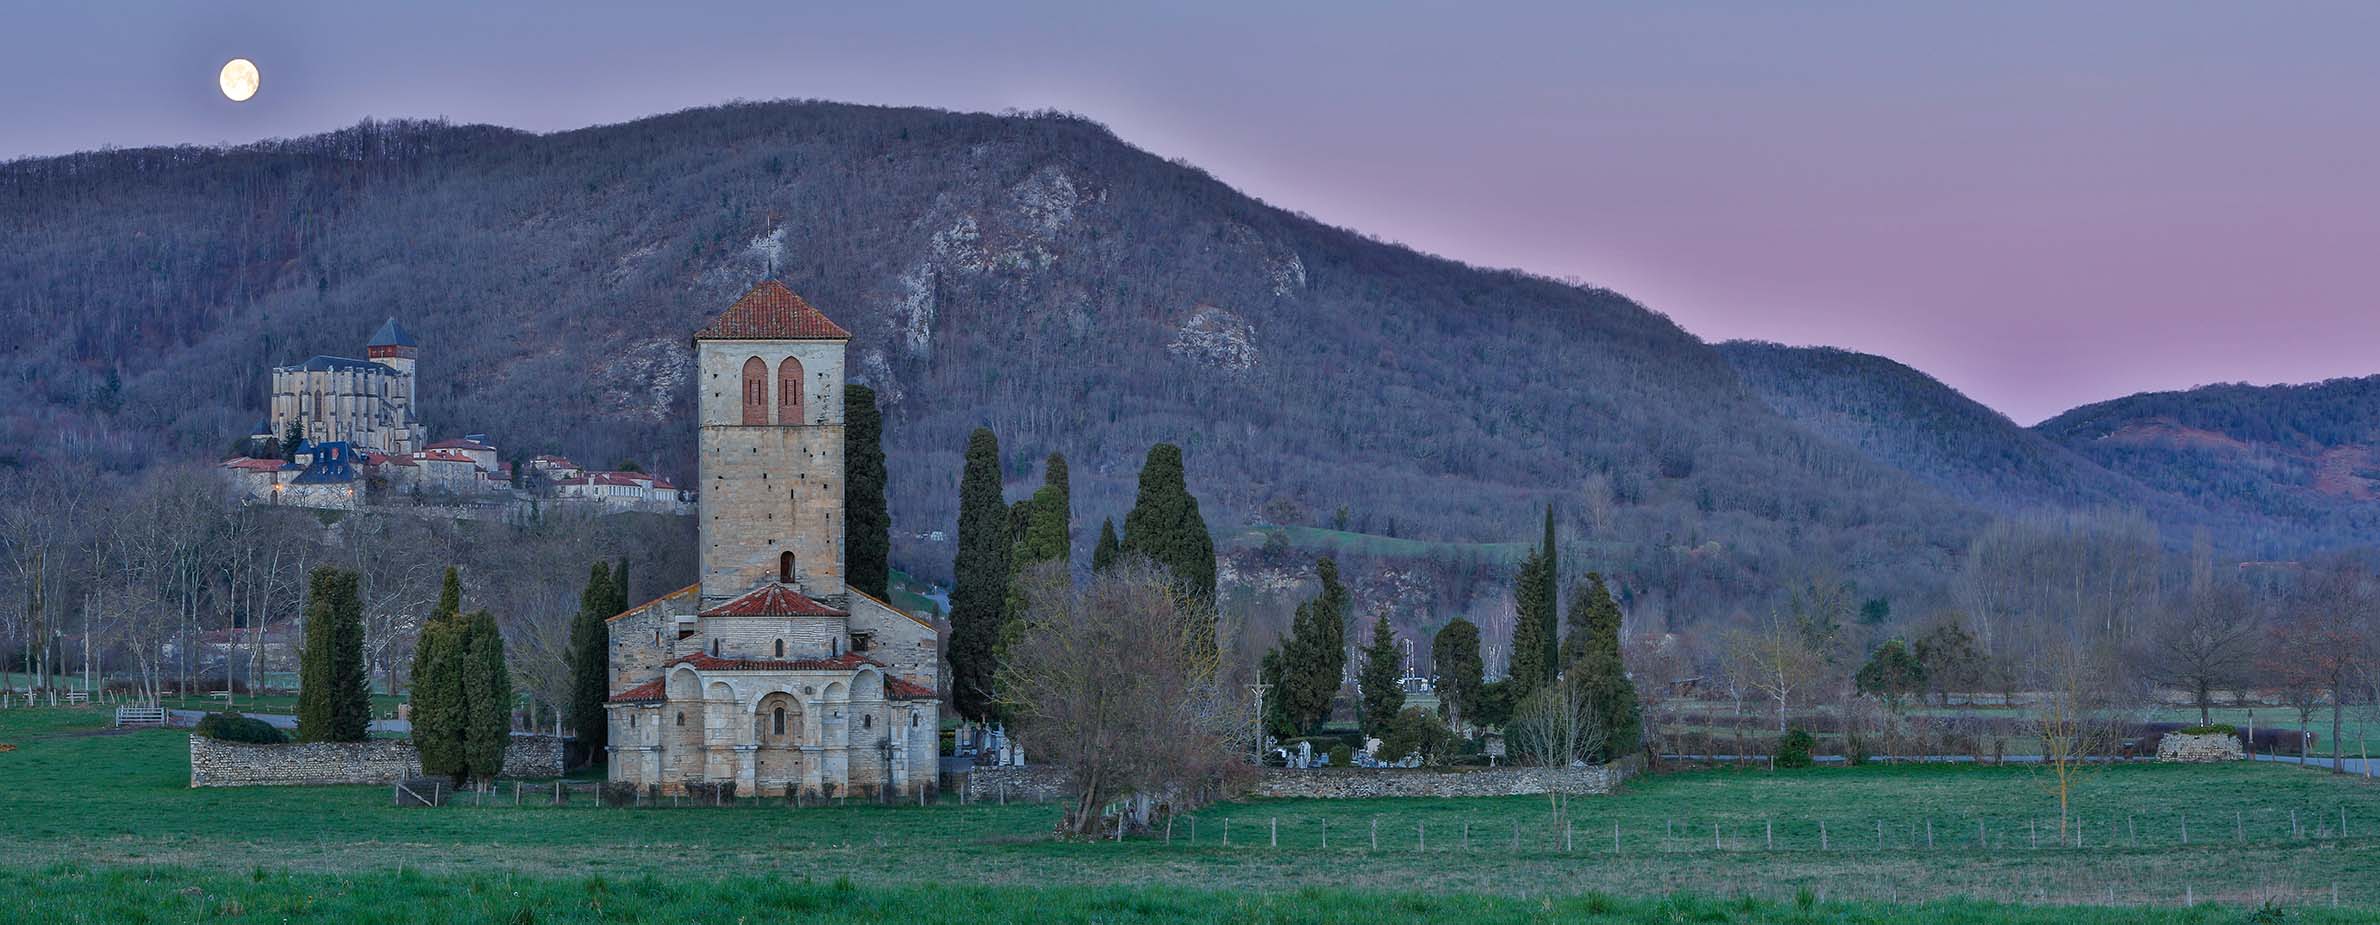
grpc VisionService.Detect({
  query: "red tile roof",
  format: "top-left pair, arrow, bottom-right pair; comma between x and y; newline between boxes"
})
886,677 -> 937,701
700,583 -> 848,618
426,438 -> 496,451
420,449 -> 476,463
695,280 -> 851,341
610,678 -> 667,703
670,651 -> 880,672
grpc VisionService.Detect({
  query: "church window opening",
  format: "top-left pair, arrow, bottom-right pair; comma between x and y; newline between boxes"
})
773,639 -> 784,658
711,638 -> 721,657
777,357 -> 805,424
862,715 -> 873,730
772,707 -> 787,736
675,711 -> 685,727
779,551 -> 795,583
740,357 -> 768,425
910,712 -> 919,728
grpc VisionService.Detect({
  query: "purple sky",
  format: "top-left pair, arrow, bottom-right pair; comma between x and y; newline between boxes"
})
7,2 -> 2377,423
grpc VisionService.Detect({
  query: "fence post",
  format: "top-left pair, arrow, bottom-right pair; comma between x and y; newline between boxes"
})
1224,818 -> 1230,846
1417,821 -> 1424,851
1320,819 -> 1326,849
1925,819 -> 1932,849
1270,816 -> 1277,848
1564,820 -> 1572,852
1371,817 -> 1378,851
1613,821 -> 1621,853
1767,818 -> 1774,849
1714,822 -> 1721,850
2180,814 -> 2187,845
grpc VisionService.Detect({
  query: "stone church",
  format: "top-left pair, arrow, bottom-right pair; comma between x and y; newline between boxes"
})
604,281 -> 942,798
268,319 -> 426,454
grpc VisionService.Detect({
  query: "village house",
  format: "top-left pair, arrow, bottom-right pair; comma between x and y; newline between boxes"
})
604,281 -> 940,799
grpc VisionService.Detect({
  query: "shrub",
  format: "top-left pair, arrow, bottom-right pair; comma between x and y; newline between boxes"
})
1775,728 -> 1816,769
1327,744 -> 1353,767
2177,723 -> 2237,736
1377,708 -> 1450,764
1844,730 -> 1871,767
194,712 -> 285,744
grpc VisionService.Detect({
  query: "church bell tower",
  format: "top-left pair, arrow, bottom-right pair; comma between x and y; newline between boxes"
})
692,281 -> 852,606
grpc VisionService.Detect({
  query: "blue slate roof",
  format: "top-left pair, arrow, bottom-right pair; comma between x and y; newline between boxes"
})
292,442 -> 360,485
287,355 -> 394,374
366,318 -> 417,348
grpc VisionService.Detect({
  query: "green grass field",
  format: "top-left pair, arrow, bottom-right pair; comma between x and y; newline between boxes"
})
4,706 -> 2378,921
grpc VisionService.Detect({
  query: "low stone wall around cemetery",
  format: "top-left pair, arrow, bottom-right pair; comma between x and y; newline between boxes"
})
960,759 -> 1637,803
1251,761 -> 1634,799
2156,732 -> 2245,763
189,734 -> 566,787
962,765 -> 1069,803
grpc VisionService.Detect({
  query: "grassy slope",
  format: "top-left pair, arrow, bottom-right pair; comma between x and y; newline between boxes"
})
4,707 -> 2379,917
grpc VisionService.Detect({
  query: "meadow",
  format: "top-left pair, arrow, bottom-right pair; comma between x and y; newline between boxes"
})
4,706 -> 2378,921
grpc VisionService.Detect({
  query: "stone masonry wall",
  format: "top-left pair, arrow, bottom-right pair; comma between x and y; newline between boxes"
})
1251,762 -> 1632,799
2156,732 -> 2246,763
189,734 -> 566,787
961,760 -> 1636,803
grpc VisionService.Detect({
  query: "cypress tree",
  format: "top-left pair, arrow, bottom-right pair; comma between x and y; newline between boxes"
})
844,384 -> 891,600
1505,507 -> 1560,703
1090,518 -> 1121,573
412,568 -> 468,782
948,428 -> 1009,721
282,419 -> 305,460
460,609 -> 514,785
1357,612 -> 1405,738
1563,572 -> 1640,761
1275,557 -> 1348,734
1000,454 -> 1074,663
1120,443 -> 1216,651
297,566 -> 370,742
611,558 -> 630,612
1432,618 -> 1483,728
566,562 -> 615,759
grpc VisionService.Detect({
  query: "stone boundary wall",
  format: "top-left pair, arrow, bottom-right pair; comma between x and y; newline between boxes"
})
961,759 -> 1638,803
962,765 -> 1068,803
1252,760 -> 1634,799
2156,732 -> 2246,763
189,734 -> 566,787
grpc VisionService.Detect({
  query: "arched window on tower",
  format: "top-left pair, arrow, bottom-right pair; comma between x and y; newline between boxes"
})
740,356 -> 768,425
773,639 -> 784,658
772,707 -> 787,736
779,551 -> 795,584
777,357 -> 805,424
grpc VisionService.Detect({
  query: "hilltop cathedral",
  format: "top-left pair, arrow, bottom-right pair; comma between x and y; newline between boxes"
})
604,281 -> 942,799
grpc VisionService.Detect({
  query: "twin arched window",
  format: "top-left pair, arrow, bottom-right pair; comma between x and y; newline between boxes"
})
738,355 -> 807,424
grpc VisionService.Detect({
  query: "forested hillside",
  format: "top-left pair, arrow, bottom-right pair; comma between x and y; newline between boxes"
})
0,101 -> 2370,636
2035,376 -> 2380,549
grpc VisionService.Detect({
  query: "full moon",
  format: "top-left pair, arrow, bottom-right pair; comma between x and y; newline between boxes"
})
219,59 -> 259,102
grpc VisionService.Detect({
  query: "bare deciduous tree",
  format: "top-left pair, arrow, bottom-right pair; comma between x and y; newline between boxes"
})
997,559 -> 1253,837
1722,614 -> 1829,735
2029,639 -> 2120,840
2131,582 -> 2262,726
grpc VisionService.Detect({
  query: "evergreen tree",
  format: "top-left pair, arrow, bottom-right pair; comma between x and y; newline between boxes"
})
1855,638 -> 1927,715
412,568 -> 469,782
1258,648 -> 1293,737
611,557 -> 630,612
1505,507 -> 1560,703
460,609 -> 514,785
948,427 -> 1010,721
1358,612 -> 1405,738
1013,453 -> 1071,567
1432,618 -> 1483,728
565,562 -> 615,759
296,566 -> 370,742
1274,557 -> 1349,734
1090,518 -> 1121,573
282,419 -> 305,460
1120,443 -> 1216,649
1561,572 -> 1641,761
844,383 -> 891,600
